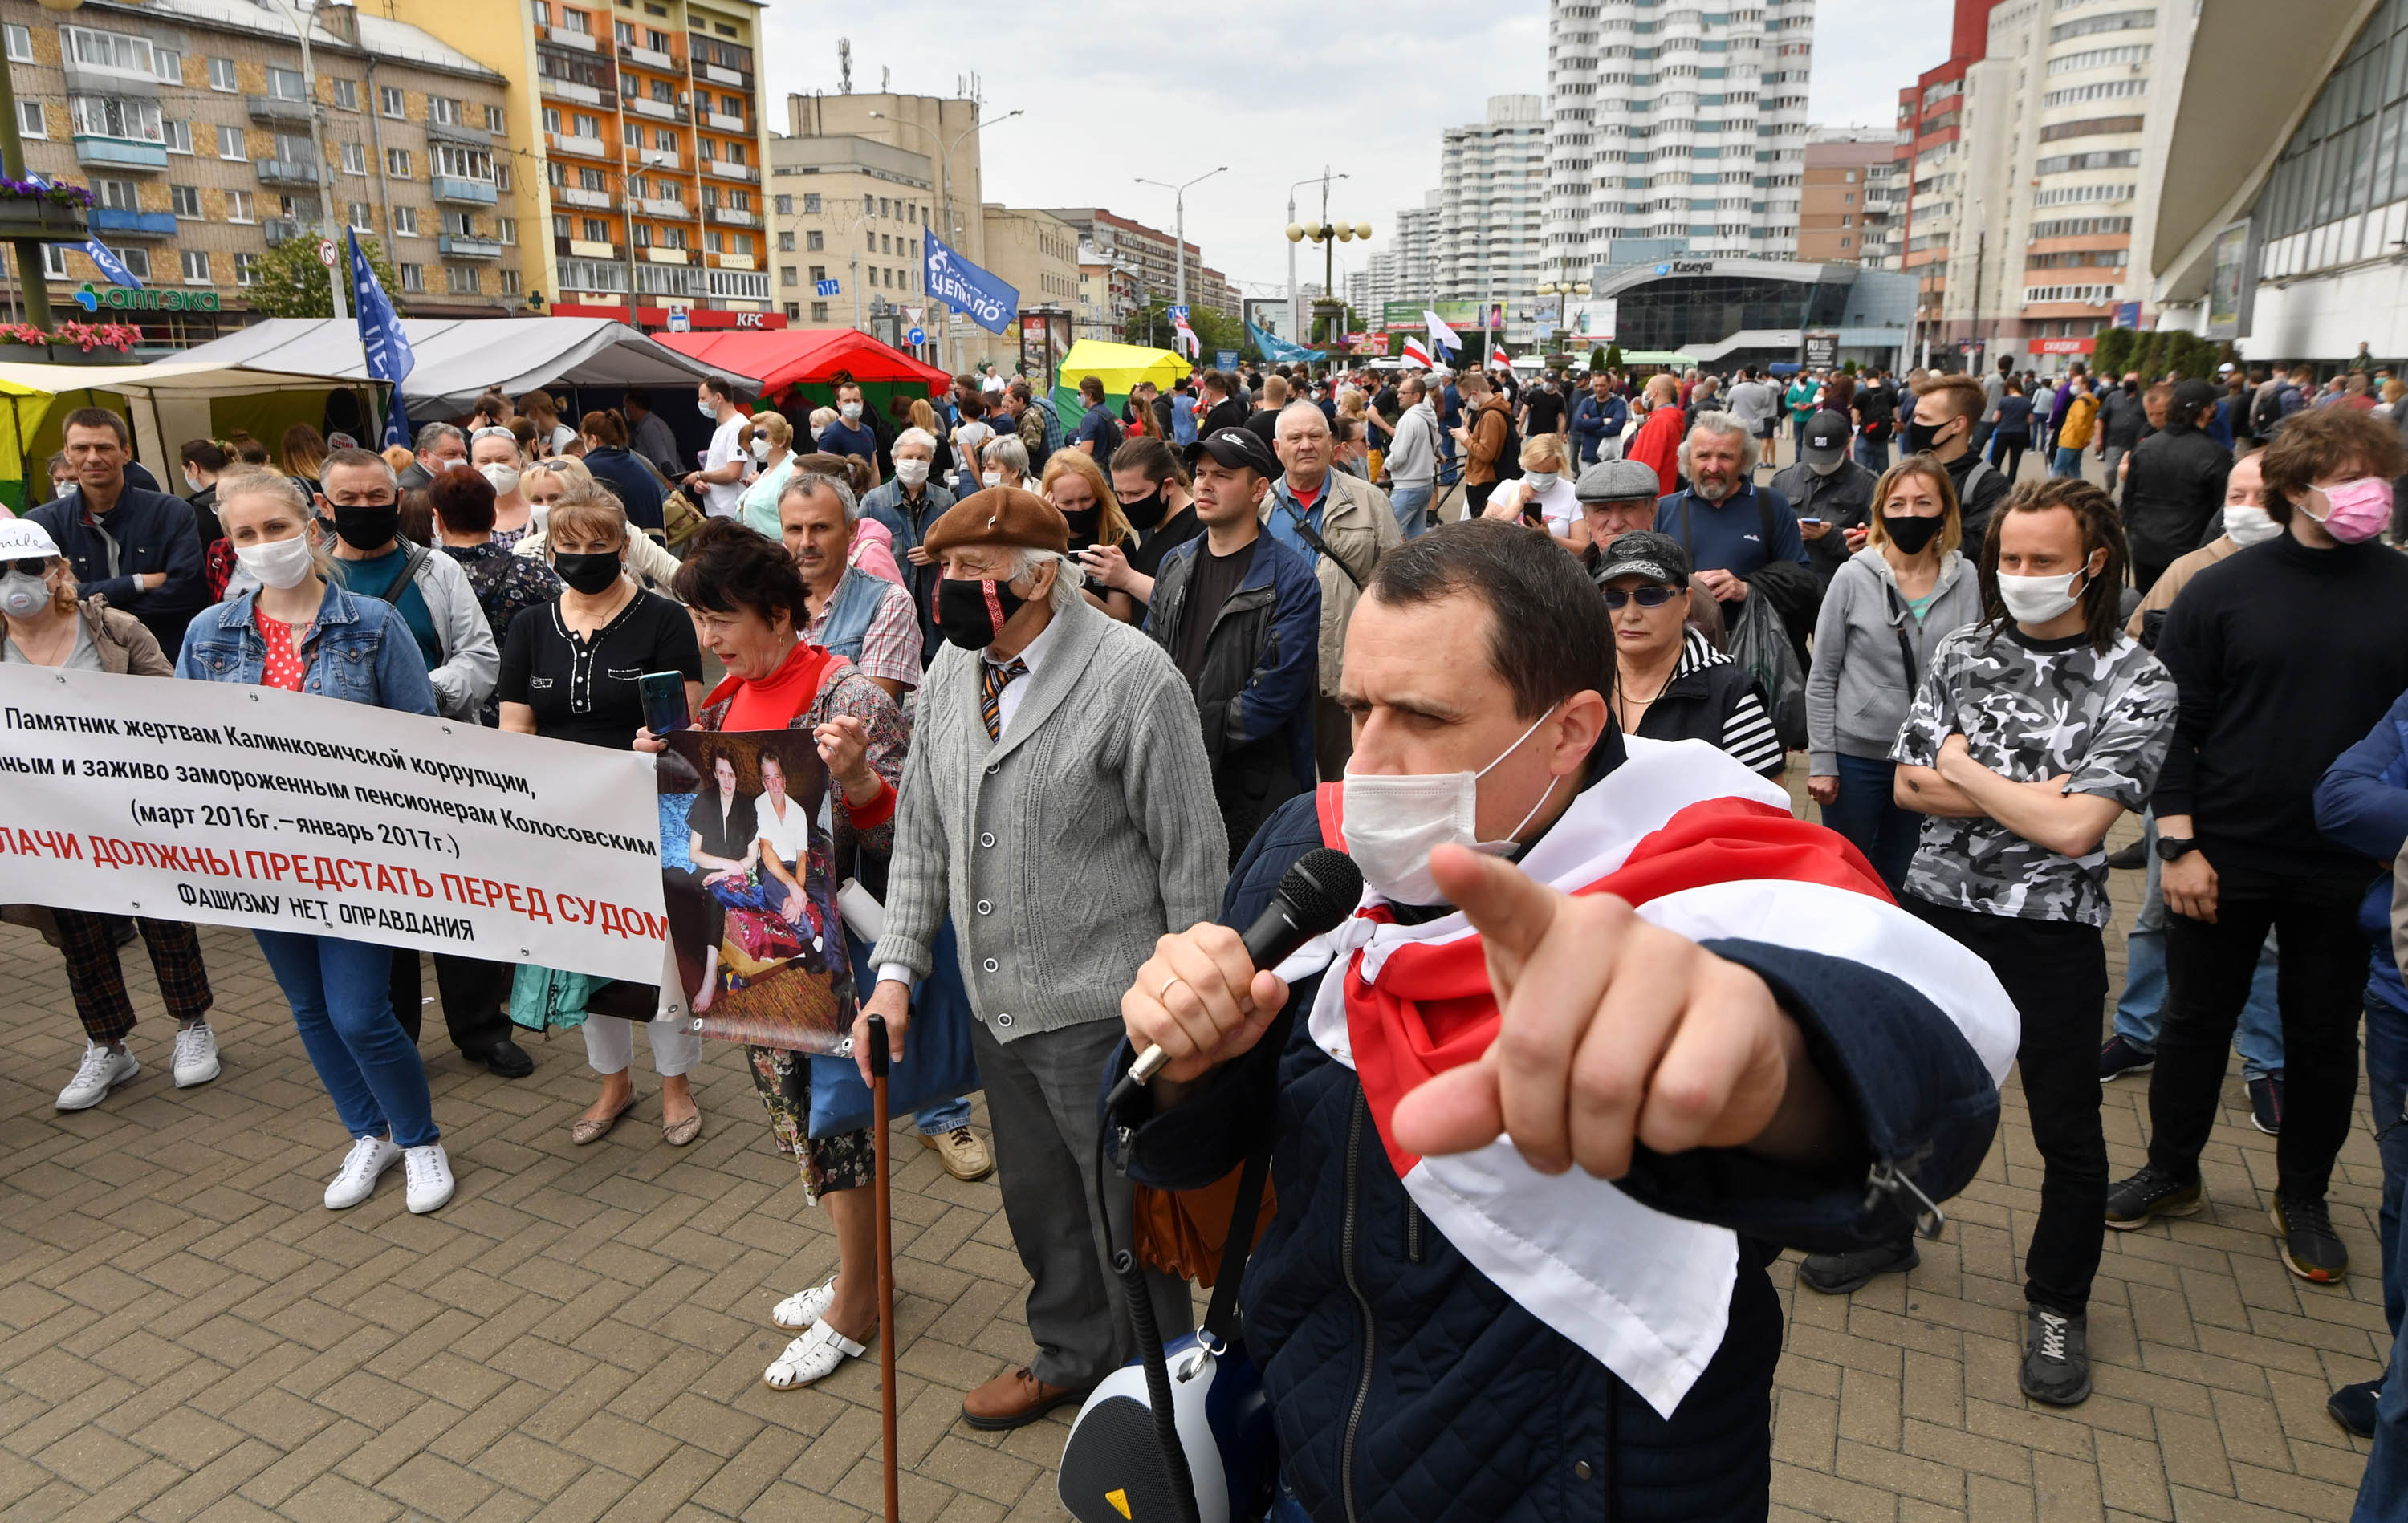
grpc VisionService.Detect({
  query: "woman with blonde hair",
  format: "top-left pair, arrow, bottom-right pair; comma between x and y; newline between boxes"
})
1479,431 -> 1586,554
1804,453 -> 1985,892
907,395 -> 956,483
1039,448 -> 1139,622
737,410 -> 799,540
280,424 -> 329,482
515,458 -> 683,587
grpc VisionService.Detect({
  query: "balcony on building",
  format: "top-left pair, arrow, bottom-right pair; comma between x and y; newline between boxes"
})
563,236 -> 621,260
642,246 -> 694,264
700,158 -> 756,183
427,118 -> 494,148
87,206 -> 177,237
439,233 -> 505,258
254,157 -> 320,188
555,185 -> 613,209
635,194 -> 686,217
703,108 -> 744,132
246,94 -> 314,127
432,175 -> 498,205
706,205 -> 759,229
637,147 -> 682,173
620,42 -> 677,71
704,249 -> 759,270
627,95 -> 689,124
547,23 -> 598,51
692,58 -> 750,90
547,132 -> 609,159
263,217 -> 302,246
73,134 -> 168,171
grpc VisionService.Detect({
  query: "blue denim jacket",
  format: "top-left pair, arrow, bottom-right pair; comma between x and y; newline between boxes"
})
175,579 -> 440,715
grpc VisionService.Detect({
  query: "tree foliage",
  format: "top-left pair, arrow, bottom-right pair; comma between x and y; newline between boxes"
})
1605,343 -> 1625,372
1120,299 -> 1243,359
248,234 -> 406,320
1588,345 -> 1609,372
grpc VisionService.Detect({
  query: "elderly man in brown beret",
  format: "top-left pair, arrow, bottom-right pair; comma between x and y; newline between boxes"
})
856,485 -> 1226,1429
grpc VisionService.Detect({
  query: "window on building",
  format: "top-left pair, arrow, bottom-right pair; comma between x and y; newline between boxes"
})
430,96 -> 462,126
578,166 -> 606,191
112,248 -> 151,282
42,246 -> 67,280
332,78 -> 360,111
779,266 -> 796,286
3,25 -> 31,64
218,125 -> 246,160
380,85 -> 405,119
445,266 -> 480,294
153,48 -> 182,83
808,264 -> 825,282
234,250 -> 261,286
778,230 -> 794,251
496,163 -> 511,192
226,189 -> 254,222
399,263 -> 424,293
811,301 -> 828,321
348,201 -> 372,231
181,249 -> 210,284
393,206 -> 419,236
14,100 -> 51,140
433,144 -> 494,182
442,209 -> 474,238
67,25 -> 154,75
170,185 -> 201,218
485,104 -> 506,133
623,120 -> 641,146
94,177 -> 139,211
208,57 -> 238,91
783,303 -> 799,321
552,213 -> 571,238
542,106 -> 563,134
162,120 -> 191,154
654,128 -> 675,151
266,66 -> 306,100
616,19 -> 635,43
341,141 -> 367,174
806,229 -> 823,251
386,147 -> 412,178
576,112 -> 601,137
71,96 -> 166,145
496,217 -> 517,243
803,193 -> 820,214
498,268 -> 521,295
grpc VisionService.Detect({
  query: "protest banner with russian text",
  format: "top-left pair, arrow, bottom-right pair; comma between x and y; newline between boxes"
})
0,667 -> 665,982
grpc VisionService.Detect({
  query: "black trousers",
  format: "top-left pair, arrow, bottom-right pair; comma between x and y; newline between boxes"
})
1909,899 -> 2108,1317
1465,481 -> 1497,515
390,949 -> 515,1056
2146,866 -> 2371,1200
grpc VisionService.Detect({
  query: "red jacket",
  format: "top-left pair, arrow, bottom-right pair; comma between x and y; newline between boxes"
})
1627,405 -> 1686,497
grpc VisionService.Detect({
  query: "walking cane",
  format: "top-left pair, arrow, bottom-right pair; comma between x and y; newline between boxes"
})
866,1013 -> 900,1523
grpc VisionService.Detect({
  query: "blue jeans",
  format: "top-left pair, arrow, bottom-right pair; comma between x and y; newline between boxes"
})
1390,483 -> 1434,541
253,931 -> 438,1148
1817,753 -> 1920,898
2113,817 -> 2284,1076
2368,986 -> 2408,1337
1856,435 -> 1890,473
2051,445 -> 2085,478
916,1094 -> 974,1135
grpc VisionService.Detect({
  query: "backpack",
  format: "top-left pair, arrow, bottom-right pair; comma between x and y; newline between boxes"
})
1483,402 -> 1524,482
1030,395 -> 1065,472
1092,412 -> 1125,470
2249,382 -> 2292,439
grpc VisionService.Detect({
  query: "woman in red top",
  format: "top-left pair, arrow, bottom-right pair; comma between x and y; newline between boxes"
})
638,520 -> 908,1391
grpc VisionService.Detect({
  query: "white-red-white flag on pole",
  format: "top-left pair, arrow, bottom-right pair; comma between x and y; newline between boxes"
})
1401,335 -> 1434,368
1491,343 -> 1511,370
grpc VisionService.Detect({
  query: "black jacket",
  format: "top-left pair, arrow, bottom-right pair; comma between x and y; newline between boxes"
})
2097,387 -> 2148,449
1942,450 -> 2010,554
1770,457 -> 1878,587
28,485 -> 208,654
582,446 -> 669,534
2120,424 -> 2232,571
1201,396 -> 1249,436
1108,781 -> 2003,1523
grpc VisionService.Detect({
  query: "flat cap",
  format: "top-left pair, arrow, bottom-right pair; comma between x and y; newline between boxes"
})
1575,457 -> 1663,504
921,485 -> 1070,557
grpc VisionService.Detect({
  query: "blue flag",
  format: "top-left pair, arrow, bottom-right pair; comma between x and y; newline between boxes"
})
83,238 -> 144,290
922,229 -> 1018,335
1247,322 -> 1319,364
348,230 -> 414,450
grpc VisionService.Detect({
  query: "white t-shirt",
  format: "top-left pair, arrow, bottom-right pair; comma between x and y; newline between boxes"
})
752,790 -> 811,870
1501,474 -> 1580,534
702,413 -> 750,518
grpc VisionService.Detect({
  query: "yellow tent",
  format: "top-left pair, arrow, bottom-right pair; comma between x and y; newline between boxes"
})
1051,340 -> 1188,420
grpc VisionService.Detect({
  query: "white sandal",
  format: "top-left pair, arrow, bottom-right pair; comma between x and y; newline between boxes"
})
763,1318 -> 865,1390
770,1278 -> 838,1332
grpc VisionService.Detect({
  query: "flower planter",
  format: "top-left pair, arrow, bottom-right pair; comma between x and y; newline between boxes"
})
0,343 -> 46,363
0,198 -> 91,241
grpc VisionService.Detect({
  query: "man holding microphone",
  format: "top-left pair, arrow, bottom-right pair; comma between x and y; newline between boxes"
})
1104,519 -> 2018,1521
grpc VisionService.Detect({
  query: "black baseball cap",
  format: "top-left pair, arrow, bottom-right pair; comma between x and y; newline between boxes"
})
1592,530 -> 1692,587
1185,427 -> 1279,477
1801,410 -> 1850,469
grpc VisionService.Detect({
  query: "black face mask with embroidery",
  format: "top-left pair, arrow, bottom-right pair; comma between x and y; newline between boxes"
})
934,575 -> 1026,651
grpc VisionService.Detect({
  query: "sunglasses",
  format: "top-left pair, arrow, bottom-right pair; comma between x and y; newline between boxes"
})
1602,584 -> 1679,610
4,556 -> 59,575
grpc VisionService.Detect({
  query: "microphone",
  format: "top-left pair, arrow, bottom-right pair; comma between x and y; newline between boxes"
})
1112,848 -> 1363,1105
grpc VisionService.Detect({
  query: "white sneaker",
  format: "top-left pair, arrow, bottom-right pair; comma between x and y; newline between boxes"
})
56,1042 -> 138,1111
403,1143 -> 454,1215
171,1021 -> 221,1088
325,1135 -> 402,1209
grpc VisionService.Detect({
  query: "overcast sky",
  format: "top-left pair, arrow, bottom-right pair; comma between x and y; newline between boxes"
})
759,1 -> 1948,295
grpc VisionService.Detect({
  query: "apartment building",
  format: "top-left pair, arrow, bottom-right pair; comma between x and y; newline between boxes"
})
1435,95 -> 1548,346
1800,128 -> 1898,267
767,128 -> 933,330
1,0 -> 523,339
1043,206 -> 1237,321
1893,0 -> 2002,363
393,0 -> 775,329
1544,0 -> 1813,282
1390,191 -> 1442,311
978,204 -> 1079,323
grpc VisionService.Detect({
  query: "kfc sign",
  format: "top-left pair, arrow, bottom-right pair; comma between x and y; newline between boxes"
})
549,303 -> 787,331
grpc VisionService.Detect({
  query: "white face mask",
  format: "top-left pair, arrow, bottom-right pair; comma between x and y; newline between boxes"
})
479,462 -> 521,497
235,534 -> 316,591
840,401 -> 864,421
1340,706 -> 1561,906
750,437 -> 772,461
184,471 -> 203,494
895,458 -> 930,488
1,568 -> 51,619
982,470 -> 1004,489
1996,562 -> 2092,627
1522,471 -> 1560,493
2223,503 -> 2284,546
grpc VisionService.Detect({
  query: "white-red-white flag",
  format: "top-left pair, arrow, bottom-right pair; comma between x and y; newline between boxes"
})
1401,335 -> 1434,368
1491,343 -> 1511,369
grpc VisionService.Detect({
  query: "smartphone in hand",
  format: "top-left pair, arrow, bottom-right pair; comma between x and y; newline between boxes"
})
638,672 -> 690,735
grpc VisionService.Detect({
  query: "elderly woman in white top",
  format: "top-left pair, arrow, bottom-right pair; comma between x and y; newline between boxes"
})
738,411 -> 799,541
517,457 -> 684,587
979,433 -> 1042,494
469,425 -> 539,551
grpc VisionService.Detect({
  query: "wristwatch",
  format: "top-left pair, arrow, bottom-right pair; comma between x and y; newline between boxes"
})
2154,835 -> 2197,862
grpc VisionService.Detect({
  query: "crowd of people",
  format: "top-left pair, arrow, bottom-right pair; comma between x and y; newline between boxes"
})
8,334 -> 2408,1521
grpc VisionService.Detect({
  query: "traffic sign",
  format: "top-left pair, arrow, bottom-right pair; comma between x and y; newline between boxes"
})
666,307 -> 690,333
1168,303 -> 1190,322
815,278 -> 840,298
316,238 -> 338,268
906,327 -> 925,347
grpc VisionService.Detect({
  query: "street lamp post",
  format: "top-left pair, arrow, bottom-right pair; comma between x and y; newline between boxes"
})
266,0 -> 348,321
1283,170 -> 1341,343
1134,165 -> 1225,327
870,107 -> 1021,372
1287,216 -> 1372,347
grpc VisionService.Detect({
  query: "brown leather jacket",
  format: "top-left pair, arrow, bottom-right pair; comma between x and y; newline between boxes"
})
1465,393 -> 1512,485
79,595 -> 175,676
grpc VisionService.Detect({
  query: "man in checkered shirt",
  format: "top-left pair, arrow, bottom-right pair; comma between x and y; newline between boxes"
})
783,471 -> 923,700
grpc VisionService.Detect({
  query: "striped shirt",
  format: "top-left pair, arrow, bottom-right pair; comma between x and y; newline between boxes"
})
1655,626 -> 1786,778
807,575 -> 922,690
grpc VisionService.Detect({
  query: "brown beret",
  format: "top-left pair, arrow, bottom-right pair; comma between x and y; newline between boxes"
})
921,485 -> 1070,556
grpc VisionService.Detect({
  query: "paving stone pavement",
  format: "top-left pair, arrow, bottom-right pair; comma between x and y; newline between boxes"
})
0,812 -> 2392,1522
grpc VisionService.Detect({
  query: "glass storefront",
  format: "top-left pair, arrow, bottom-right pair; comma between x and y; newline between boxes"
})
1611,274 -> 1853,354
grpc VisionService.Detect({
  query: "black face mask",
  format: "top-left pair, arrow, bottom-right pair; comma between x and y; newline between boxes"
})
1059,506 -> 1101,546
934,575 -> 1027,651
552,551 -> 623,595
1881,514 -> 1944,555
1902,418 -> 1954,456
327,502 -> 399,550
1119,491 -> 1167,532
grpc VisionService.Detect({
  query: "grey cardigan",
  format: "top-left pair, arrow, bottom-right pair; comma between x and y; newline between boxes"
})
871,590 -> 1229,1042
1804,545 -> 1985,774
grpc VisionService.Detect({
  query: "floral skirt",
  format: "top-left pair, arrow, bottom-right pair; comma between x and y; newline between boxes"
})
747,1044 -> 872,1202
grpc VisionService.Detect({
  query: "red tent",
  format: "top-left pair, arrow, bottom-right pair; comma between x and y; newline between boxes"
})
653,329 -> 951,397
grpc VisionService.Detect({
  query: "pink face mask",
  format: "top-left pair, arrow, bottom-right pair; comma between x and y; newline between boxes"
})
2307,477 -> 2394,544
